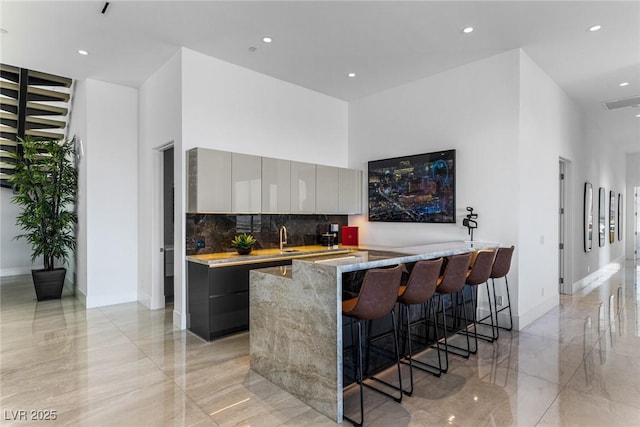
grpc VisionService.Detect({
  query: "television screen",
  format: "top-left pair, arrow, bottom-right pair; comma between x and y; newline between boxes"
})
368,149 -> 455,223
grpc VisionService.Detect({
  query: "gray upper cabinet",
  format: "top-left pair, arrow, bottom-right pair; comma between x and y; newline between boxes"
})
187,147 -> 361,215
338,167 -> 362,214
232,153 -> 262,213
315,165 -> 339,213
261,157 -> 291,213
317,166 -> 362,214
290,161 -> 316,213
187,148 -> 231,213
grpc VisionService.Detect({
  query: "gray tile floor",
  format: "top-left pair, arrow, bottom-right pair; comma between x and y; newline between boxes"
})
1,263 -> 639,426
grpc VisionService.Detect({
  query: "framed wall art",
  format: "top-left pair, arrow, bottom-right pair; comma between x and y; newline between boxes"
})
584,182 -> 593,252
618,193 -> 623,241
598,187 -> 605,247
368,149 -> 455,223
609,190 -> 616,244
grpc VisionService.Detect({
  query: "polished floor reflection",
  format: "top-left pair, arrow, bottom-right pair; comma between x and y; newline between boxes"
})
1,263 -> 639,426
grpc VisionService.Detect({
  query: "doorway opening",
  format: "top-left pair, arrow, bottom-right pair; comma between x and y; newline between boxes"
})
163,147 -> 175,303
635,187 -> 639,264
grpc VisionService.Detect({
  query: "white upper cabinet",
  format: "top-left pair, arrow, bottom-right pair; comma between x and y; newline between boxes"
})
186,148 -> 232,213
338,167 -> 362,214
315,165 -> 339,213
261,157 -> 291,213
232,153 -> 262,213
290,161 -> 316,213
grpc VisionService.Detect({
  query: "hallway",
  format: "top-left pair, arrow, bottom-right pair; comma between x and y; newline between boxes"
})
1,263 -> 639,426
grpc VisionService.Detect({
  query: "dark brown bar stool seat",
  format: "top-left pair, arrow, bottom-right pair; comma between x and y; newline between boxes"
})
342,264 -> 404,427
463,249 -> 498,347
487,245 -> 515,333
434,252 -> 473,370
397,258 -> 444,396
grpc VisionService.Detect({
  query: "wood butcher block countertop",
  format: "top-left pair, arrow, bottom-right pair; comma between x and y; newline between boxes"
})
186,245 -> 355,268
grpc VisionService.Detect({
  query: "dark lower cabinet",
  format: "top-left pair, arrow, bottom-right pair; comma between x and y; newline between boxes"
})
188,259 -> 292,341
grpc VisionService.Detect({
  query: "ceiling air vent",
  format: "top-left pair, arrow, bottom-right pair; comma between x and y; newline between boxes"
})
602,95 -> 640,110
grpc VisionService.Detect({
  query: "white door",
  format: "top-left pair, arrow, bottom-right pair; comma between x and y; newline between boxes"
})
558,160 -> 567,294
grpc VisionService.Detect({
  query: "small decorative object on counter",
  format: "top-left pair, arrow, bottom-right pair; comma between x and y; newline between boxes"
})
231,233 -> 257,255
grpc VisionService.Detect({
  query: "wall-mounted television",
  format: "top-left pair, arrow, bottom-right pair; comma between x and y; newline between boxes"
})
368,149 -> 455,223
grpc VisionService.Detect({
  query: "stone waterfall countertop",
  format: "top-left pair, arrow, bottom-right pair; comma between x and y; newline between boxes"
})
186,244 -> 355,267
254,240 -> 500,275
248,239 -> 500,423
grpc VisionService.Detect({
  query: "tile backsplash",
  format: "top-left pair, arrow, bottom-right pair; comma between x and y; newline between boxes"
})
186,214 -> 348,255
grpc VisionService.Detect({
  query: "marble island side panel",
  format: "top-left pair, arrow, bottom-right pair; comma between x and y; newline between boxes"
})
249,261 -> 343,421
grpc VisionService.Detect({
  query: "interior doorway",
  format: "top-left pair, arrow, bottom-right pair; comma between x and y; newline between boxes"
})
635,187 -> 639,263
163,147 -> 175,303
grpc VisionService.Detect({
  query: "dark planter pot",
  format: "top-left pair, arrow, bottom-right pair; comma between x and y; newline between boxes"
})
236,247 -> 252,255
32,268 -> 66,301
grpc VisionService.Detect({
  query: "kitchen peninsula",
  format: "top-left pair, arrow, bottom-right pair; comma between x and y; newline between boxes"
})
186,245 -> 352,340
249,241 -> 498,422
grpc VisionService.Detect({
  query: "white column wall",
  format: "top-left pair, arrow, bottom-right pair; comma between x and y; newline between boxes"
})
69,80 -> 88,297
81,79 -> 139,308
138,50 -> 182,323
517,51 -> 584,324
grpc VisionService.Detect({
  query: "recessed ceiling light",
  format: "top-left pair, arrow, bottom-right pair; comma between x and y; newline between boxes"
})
262,36 -> 273,43
588,25 -> 602,32
462,27 -> 474,34
78,49 -> 89,55
636,113 -> 640,118
348,73 -> 356,78
248,46 -> 257,52
619,82 -> 630,87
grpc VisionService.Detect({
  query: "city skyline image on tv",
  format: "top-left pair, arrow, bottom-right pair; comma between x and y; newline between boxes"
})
368,149 -> 456,223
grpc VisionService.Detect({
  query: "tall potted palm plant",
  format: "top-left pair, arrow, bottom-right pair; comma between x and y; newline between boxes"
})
9,136 -> 77,301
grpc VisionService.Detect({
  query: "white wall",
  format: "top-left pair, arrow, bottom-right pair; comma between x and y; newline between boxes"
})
349,49 -> 625,329
69,79 -> 88,296
517,51 -> 585,324
138,49 -> 182,319
577,115 -> 627,277
350,52 -> 521,254
137,48 -> 349,327
349,51 -> 523,324
77,79 -> 139,308
0,189 -> 44,277
181,49 -> 348,163
349,51 -> 521,248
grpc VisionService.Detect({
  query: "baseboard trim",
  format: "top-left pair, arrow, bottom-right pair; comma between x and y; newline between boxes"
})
75,288 -> 87,307
174,309 -> 187,330
572,256 -> 624,294
0,266 -> 41,278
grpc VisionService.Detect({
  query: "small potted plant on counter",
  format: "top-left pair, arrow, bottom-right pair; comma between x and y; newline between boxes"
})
231,233 -> 257,255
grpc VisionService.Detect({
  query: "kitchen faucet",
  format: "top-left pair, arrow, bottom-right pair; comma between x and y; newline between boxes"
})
279,225 -> 287,252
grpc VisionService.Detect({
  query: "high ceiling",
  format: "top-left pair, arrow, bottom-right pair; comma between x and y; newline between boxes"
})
1,1 -> 639,152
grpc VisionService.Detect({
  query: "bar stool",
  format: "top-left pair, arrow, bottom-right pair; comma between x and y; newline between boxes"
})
463,249 -> 498,347
397,258 -> 444,396
434,252 -> 473,370
342,264 -> 404,427
489,245 -> 515,333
